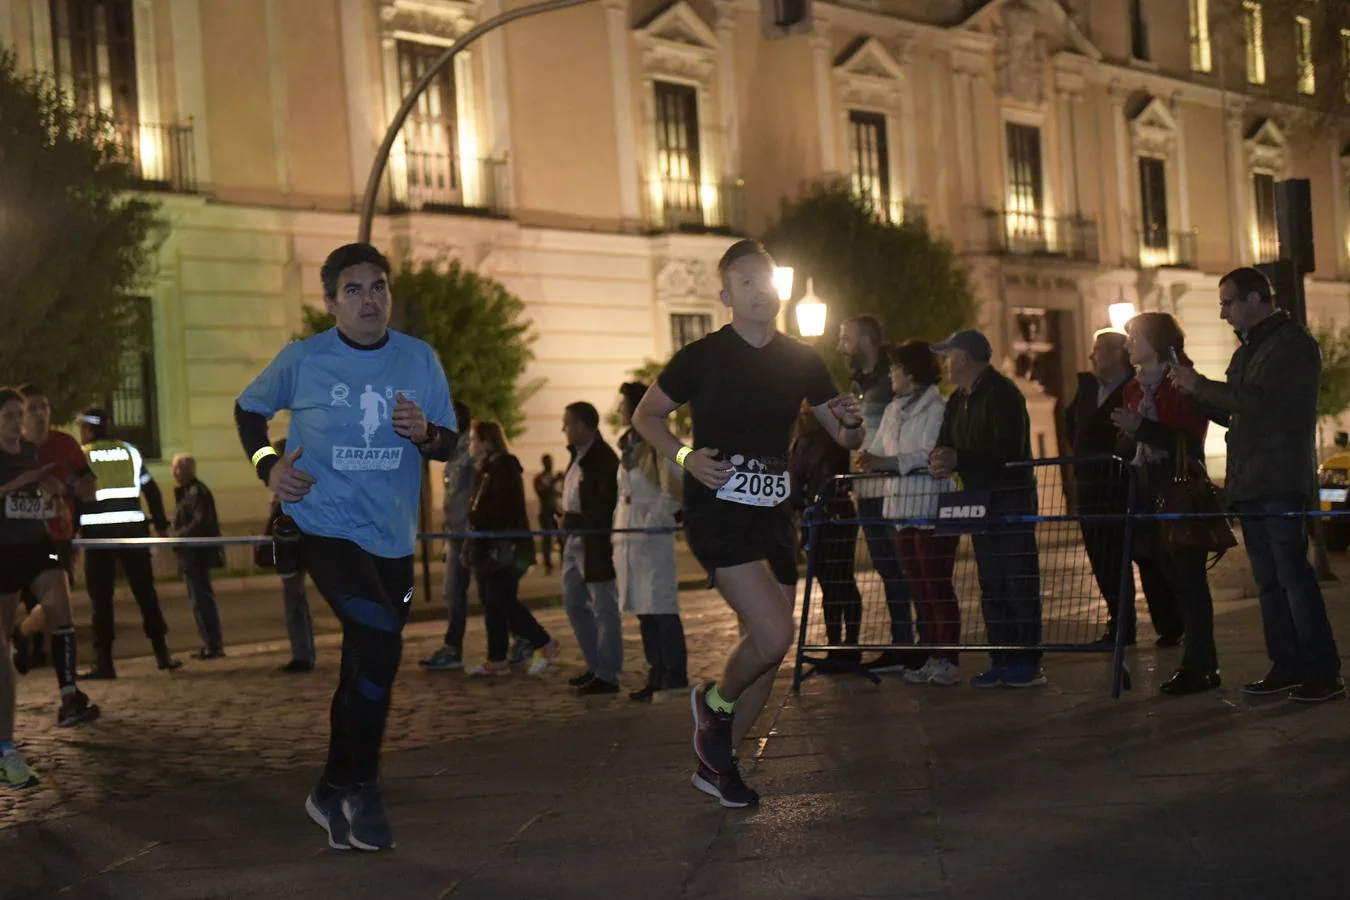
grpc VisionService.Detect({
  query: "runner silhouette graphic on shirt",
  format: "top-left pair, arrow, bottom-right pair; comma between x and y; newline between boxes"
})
359,384 -> 387,448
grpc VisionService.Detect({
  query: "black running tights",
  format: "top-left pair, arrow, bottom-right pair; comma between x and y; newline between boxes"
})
301,534 -> 413,787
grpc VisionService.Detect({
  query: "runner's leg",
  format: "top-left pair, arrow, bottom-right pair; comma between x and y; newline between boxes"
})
711,562 -> 795,744
728,581 -> 796,747
32,568 -> 98,725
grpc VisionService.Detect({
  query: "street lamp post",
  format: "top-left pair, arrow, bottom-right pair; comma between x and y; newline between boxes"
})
357,0 -> 599,244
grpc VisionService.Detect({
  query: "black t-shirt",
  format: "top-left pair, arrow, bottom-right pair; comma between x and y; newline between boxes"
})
0,441 -> 52,546
658,325 -> 838,511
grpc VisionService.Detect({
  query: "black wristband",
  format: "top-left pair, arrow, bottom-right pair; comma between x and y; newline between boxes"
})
415,423 -> 438,447
256,455 -> 279,487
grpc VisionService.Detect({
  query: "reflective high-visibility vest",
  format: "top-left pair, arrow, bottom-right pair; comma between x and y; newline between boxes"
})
80,438 -> 149,531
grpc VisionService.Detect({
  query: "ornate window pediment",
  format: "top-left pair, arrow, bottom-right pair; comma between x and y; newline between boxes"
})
378,0 -> 477,45
1129,96 -> 1177,158
1244,118 -> 1288,174
635,2 -> 718,83
656,258 -> 721,302
833,37 -> 909,109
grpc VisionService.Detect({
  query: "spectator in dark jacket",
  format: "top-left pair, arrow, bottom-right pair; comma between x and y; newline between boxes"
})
929,329 -> 1044,688
560,401 -> 623,695
1170,267 -> 1342,702
790,402 -> 862,666
1065,330 -> 1182,646
463,420 -> 558,677
1113,313 -> 1216,696
171,454 -> 225,660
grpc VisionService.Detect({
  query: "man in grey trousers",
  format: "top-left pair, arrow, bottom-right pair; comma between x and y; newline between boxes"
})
559,402 -> 623,695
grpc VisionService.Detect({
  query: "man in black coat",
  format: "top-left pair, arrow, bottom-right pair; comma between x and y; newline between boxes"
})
171,454 -> 226,659
1065,330 -> 1180,646
559,402 -> 622,695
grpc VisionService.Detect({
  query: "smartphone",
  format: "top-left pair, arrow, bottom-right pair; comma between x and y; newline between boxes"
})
1168,347 -> 1180,367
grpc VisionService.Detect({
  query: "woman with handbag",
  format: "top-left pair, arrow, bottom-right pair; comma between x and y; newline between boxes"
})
1112,313 -> 1226,696
464,421 -> 560,677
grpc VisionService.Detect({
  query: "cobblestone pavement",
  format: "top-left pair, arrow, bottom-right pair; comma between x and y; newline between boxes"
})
0,546 -> 1264,832
0,590 -> 741,830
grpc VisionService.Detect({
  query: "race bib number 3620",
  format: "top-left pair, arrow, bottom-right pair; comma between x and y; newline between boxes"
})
4,494 -> 50,520
716,456 -> 790,508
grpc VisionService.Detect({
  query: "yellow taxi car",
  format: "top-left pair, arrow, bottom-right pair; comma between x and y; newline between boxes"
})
1319,431 -> 1350,551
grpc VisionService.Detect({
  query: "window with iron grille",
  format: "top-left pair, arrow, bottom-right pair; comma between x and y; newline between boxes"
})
104,297 -> 160,460
1253,172 -> 1279,262
50,0 -> 138,124
654,81 -> 702,220
1005,123 -> 1044,238
848,110 -> 891,222
397,40 -> 459,205
670,313 -> 712,351
1138,157 -> 1168,250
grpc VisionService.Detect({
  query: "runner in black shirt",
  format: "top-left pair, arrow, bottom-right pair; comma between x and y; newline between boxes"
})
633,240 -> 864,807
0,388 -> 100,790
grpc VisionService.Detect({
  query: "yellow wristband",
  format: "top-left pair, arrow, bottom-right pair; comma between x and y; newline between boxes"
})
251,446 -> 279,468
675,446 -> 693,468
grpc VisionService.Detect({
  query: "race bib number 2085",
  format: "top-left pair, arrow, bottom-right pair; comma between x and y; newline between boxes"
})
716,455 -> 790,508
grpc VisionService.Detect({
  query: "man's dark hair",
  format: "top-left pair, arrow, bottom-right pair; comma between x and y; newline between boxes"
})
0,388 -> 22,409
565,401 -> 601,431
1219,266 -> 1275,306
843,315 -> 884,348
321,243 -> 392,299
542,453 -> 554,467
716,239 -> 773,290
886,340 -> 941,387
453,400 -> 470,432
16,384 -> 44,399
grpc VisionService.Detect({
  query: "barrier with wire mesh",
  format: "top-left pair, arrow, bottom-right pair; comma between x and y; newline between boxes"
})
791,456 -> 1136,696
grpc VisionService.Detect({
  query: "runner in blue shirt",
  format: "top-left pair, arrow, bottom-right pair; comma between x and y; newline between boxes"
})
235,243 -> 458,852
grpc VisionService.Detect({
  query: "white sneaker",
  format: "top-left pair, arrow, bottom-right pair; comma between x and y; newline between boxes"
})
903,658 -> 937,684
0,748 -> 39,789
926,659 -> 962,687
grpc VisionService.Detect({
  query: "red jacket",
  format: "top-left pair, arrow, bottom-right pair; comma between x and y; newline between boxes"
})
1121,365 -> 1208,452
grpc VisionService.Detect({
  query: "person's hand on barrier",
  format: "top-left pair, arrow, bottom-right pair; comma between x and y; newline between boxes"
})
1110,407 -> 1143,437
392,393 -> 429,443
928,448 -> 957,479
683,447 -> 733,490
858,451 -> 892,473
1167,364 -> 1201,394
268,446 -> 316,503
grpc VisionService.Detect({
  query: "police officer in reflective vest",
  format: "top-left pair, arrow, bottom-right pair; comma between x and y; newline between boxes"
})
77,408 -> 182,677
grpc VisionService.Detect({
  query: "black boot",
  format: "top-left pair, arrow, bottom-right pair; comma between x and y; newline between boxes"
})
81,658 -> 117,680
152,637 -> 183,672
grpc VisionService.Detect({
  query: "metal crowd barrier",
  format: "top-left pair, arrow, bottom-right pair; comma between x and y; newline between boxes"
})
792,455 -> 1139,698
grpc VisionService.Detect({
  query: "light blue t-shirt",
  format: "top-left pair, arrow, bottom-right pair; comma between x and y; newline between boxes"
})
237,328 -> 456,559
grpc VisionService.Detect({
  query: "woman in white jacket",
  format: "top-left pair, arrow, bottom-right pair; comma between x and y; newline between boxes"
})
614,381 -> 687,702
859,341 -> 961,686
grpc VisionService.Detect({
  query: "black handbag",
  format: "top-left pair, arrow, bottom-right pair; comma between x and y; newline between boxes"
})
1157,438 -> 1237,557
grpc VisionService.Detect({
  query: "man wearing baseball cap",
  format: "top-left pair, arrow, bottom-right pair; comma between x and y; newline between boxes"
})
927,330 -> 1045,688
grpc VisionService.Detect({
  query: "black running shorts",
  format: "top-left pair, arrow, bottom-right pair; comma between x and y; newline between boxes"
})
683,502 -> 799,587
0,538 -> 66,595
